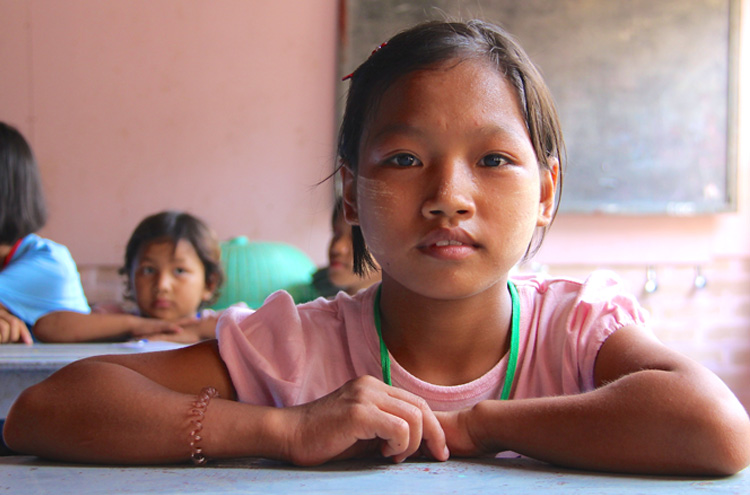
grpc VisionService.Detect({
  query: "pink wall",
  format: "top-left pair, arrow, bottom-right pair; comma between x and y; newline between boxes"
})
1,0 -> 339,265
0,0 -> 748,268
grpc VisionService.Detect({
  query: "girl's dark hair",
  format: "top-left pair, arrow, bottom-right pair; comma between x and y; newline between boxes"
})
331,196 -> 345,227
338,20 -> 565,275
0,122 -> 47,244
121,211 -> 224,306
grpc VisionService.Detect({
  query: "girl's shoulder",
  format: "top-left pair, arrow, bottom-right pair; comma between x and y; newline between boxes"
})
512,269 -> 648,326
512,269 -> 635,301
511,270 -> 649,394
216,285 -> 381,405
217,285 -> 378,341
14,234 -> 76,263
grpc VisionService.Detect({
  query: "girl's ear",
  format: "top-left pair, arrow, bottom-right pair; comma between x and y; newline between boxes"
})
537,157 -> 559,227
340,164 -> 359,225
202,273 -> 219,302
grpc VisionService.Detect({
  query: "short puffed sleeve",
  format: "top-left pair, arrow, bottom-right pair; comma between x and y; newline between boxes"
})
512,271 -> 650,397
565,270 -> 650,391
217,291 -> 307,407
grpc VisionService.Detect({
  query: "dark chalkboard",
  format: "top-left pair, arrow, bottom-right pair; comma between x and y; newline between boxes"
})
339,0 -> 739,215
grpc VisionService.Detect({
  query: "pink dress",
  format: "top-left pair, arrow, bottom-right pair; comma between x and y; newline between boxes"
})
218,271 -> 648,410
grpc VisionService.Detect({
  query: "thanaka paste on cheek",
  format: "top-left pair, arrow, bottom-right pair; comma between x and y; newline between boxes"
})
355,175 -> 397,254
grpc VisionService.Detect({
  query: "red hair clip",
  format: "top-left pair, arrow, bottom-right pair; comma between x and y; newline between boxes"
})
342,42 -> 388,81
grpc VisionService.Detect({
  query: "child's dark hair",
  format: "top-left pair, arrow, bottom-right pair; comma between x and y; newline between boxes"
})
0,122 -> 47,244
120,211 -> 224,306
338,20 -> 565,276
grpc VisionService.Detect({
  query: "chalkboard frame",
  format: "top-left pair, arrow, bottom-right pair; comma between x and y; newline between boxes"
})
338,0 -> 740,215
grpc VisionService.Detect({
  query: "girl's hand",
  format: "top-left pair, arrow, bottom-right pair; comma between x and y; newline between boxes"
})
174,314 -> 219,341
129,317 -> 183,340
144,315 -> 217,343
281,375 -> 449,466
434,406 -> 491,457
0,307 -> 32,344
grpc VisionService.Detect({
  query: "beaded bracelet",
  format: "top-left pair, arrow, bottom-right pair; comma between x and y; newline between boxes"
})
188,386 -> 219,465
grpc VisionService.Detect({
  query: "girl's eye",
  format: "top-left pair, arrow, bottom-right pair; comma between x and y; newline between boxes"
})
139,266 -> 155,276
480,154 -> 511,168
174,267 -> 188,275
387,153 -> 420,167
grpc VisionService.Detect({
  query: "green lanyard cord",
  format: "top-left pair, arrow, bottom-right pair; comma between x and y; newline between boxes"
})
502,280 -> 520,400
373,286 -> 391,386
373,280 -> 520,400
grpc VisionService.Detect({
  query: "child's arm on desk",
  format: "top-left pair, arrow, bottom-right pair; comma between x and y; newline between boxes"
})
3,341 -> 447,465
437,325 -> 750,476
32,310 -> 183,343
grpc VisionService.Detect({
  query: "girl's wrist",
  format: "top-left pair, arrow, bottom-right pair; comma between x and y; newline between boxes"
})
469,400 -> 504,455
203,401 -> 293,462
264,406 -> 299,463
124,314 -> 145,338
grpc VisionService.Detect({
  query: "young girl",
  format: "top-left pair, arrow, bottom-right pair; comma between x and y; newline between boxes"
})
4,20 -> 749,475
35,211 -> 225,343
0,122 -> 91,344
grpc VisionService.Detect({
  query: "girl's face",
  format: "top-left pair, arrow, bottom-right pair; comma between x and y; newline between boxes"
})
343,58 -> 557,300
132,239 -> 214,321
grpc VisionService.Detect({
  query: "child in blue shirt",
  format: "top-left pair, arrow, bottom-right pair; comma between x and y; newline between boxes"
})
0,122 -> 90,344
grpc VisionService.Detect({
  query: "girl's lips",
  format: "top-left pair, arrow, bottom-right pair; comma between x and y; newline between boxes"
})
417,228 -> 479,260
329,260 -> 347,269
418,228 -> 478,248
152,299 -> 172,309
419,242 -> 477,260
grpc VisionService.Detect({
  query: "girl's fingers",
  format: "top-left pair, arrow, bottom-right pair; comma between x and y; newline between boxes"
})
19,324 -> 33,345
292,376 -> 448,465
378,386 -> 448,462
0,319 -> 9,343
343,377 -> 447,463
9,316 -> 31,344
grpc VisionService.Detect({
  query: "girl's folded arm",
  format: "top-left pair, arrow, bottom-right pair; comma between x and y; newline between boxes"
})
442,325 -> 750,476
2,340 -> 287,463
32,310 -> 181,343
3,340 -> 448,466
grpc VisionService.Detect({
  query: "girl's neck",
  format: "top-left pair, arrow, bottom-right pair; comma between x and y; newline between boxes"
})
377,275 -> 513,386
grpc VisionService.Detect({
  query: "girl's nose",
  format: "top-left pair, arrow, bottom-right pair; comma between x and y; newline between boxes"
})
329,235 -> 350,257
420,162 -> 476,221
155,272 -> 172,293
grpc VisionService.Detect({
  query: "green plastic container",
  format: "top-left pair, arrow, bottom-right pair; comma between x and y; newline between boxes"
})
211,236 -> 317,310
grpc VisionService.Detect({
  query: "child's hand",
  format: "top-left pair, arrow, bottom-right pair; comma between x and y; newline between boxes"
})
434,407 -> 489,457
280,375 -> 449,466
173,314 -> 219,341
145,320 -> 211,344
129,317 -> 183,340
0,307 -> 32,344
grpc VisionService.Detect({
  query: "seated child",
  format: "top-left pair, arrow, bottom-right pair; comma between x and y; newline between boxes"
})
35,211 -> 225,343
0,121 -> 90,344
4,20 -> 750,475
311,197 -> 381,298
